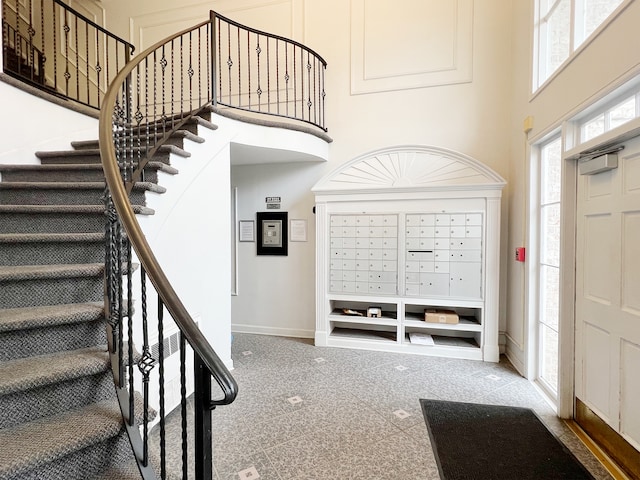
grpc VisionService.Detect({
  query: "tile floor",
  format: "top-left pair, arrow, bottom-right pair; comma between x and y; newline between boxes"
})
176,333 -> 613,479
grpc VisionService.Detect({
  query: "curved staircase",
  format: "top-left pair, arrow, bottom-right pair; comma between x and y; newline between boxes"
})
0,112 -> 215,479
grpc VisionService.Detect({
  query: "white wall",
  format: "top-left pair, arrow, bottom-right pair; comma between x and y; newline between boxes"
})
96,0 -> 516,341
0,82 -> 98,166
505,1 -> 640,373
231,161 -> 325,337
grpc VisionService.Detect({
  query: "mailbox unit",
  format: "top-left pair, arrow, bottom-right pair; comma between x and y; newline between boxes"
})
313,146 -> 506,361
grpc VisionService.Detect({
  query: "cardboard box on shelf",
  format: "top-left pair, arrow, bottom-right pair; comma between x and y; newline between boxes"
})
424,309 -> 459,324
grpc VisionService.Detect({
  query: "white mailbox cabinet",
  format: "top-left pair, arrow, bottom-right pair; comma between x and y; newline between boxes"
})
313,146 -> 506,361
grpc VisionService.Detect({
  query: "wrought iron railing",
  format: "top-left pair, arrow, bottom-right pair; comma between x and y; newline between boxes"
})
212,11 -> 327,131
1,0 -> 134,109
99,14 -> 238,480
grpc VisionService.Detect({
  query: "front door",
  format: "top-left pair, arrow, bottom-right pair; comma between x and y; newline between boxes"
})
574,135 -> 640,470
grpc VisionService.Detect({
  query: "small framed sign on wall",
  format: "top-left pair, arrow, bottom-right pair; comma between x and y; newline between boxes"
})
256,211 -> 288,255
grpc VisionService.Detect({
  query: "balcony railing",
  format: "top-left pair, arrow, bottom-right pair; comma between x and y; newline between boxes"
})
1,0 -> 134,109
212,11 -> 327,131
2,2 -> 328,132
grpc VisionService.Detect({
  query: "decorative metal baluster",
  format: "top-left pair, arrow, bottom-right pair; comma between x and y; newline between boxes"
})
206,20 -> 211,103
157,297 -> 167,479
194,353 -> 212,480
256,34 -> 261,111
276,39 -> 280,116
63,10 -> 71,95
247,30 -> 251,110
236,25 -> 241,107
170,39 -> 175,129
266,36 -> 270,112
226,20 -> 231,105
188,31 -> 193,112
152,50 -> 157,153
320,66 -> 327,128
126,231 -> 135,425
27,0 -> 34,81
180,332 -> 188,479
85,22 -> 89,104
137,266 -> 153,466
198,26 -> 202,104
104,195 -> 119,359
293,45 -> 296,119
96,29 -> 101,105
300,45 -> 304,121
285,43 -> 289,118
75,15 -> 79,101
180,36 -> 184,120
14,0 -> 20,78
307,50 -> 312,123
52,1 -> 57,90
145,56 -> 150,176
160,45 -> 167,132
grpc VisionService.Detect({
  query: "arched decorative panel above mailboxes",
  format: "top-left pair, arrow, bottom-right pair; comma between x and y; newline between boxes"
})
312,145 -> 506,194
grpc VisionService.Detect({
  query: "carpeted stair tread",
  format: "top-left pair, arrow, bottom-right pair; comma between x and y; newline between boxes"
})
35,144 -> 191,160
93,461 -> 145,480
0,395 -> 143,479
0,161 -> 176,173
0,302 -> 103,333
0,204 -> 154,215
0,345 -> 109,396
0,232 -> 104,244
71,129 -> 205,150
0,181 -> 166,194
0,163 -> 103,172
0,263 -> 104,281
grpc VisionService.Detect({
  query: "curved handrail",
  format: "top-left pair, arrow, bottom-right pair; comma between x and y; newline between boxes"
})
213,11 -> 326,66
99,19 -> 237,408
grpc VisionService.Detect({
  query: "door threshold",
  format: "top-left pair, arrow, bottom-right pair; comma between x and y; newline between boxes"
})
565,419 -> 633,480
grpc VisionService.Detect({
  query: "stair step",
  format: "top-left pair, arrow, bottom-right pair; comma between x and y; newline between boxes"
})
0,346 -> 113,429
35,145 -> 190,165
0,395 -> 142,480
0,164 -> 104,182
0,263 -> 105,309
0,302 -> 104,333
0,204 -> 153,234
0,181 -> 165,205
0,232 -> 105,266
0,303 -> 106,362
0,161 -> 177,183
71,129 -> 205,151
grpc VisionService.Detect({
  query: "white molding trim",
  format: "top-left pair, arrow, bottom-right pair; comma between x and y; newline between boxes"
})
350,0 -> 474,95
232,323 -> 314,338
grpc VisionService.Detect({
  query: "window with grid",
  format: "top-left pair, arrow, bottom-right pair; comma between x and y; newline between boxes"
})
534,0 -> 626,90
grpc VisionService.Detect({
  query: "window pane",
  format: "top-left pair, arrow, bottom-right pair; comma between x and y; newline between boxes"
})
541,204 -> 561,267
581,113 -> 605,142
581,0 -> 624,41
544,0 -> 571,80
541,138 -> 562,204
608,96 -> 636,130
540,265 -> 560,330
540,324 -> 559,390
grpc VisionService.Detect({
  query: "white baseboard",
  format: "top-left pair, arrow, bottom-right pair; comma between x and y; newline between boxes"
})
231,323 -> 314,339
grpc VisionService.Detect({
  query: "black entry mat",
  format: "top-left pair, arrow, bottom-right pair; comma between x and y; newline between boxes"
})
420,399 -> 595,480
